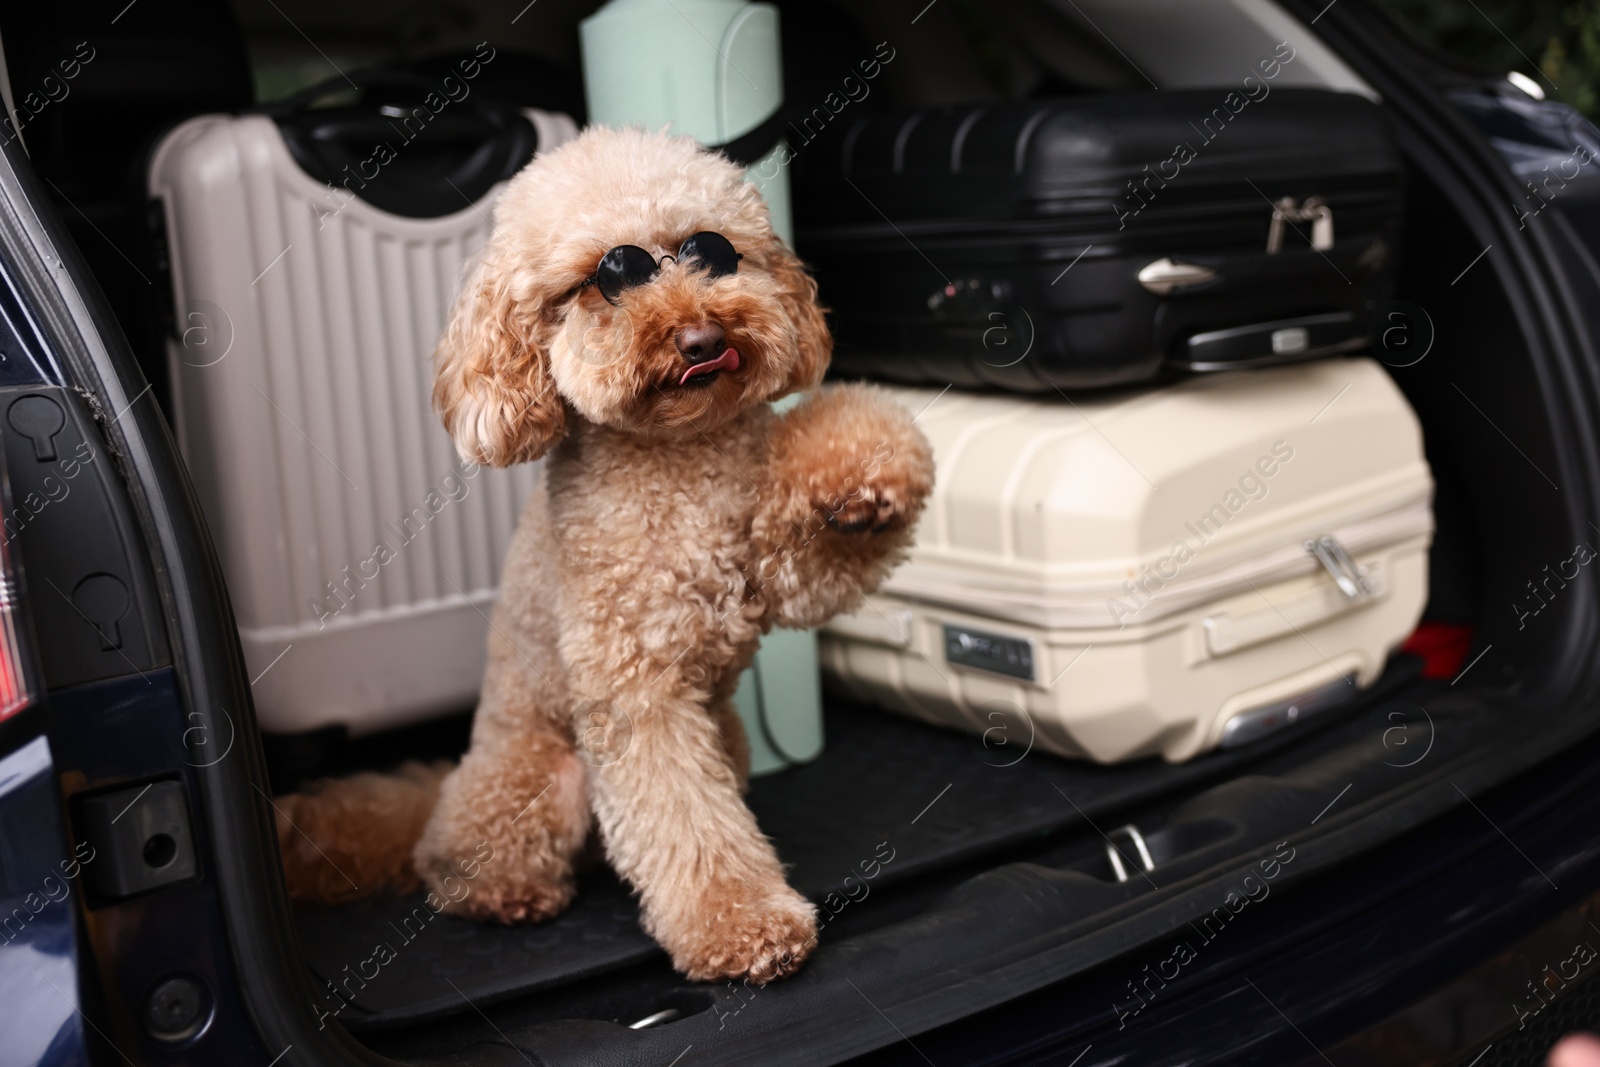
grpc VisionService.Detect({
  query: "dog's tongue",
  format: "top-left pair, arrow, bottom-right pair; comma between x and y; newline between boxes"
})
679,347 -> 740,385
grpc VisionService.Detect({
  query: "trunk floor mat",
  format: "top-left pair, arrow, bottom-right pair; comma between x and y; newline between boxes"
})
295,676 -> 1412,1031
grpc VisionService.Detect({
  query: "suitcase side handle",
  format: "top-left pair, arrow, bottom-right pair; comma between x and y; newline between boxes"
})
1203,557 -> 1387,659
1136,257 -> 1218,296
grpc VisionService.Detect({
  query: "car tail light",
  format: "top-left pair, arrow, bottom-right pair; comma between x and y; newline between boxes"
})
0,512 -> 33,723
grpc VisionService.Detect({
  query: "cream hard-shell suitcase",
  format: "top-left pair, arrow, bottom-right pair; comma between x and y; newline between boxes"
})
820,358 -> 1433,764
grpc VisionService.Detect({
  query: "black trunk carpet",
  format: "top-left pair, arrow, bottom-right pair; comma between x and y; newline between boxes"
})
294,672 -> 1414,1031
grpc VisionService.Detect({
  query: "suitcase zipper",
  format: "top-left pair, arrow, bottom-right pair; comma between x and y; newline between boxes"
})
799,189 -> 1394,246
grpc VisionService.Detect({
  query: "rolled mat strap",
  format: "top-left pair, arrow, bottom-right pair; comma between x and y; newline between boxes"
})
707,103 -> 788,167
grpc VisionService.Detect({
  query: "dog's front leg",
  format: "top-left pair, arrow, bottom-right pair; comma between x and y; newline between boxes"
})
567,640 -> 816,983
751,384 -> 935,629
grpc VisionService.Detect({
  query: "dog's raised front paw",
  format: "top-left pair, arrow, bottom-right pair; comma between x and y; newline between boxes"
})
824,484 -> 907,534
782,386 -> 932,542
663,885 -> 819,985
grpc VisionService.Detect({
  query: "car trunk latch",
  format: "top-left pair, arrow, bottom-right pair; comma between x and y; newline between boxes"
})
1106,824 -> 1156,883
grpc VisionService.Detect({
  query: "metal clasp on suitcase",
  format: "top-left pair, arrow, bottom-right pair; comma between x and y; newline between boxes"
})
1304,535 -> 1372,601
1105,824 -> 1156,883
1266,196 -> 1334,254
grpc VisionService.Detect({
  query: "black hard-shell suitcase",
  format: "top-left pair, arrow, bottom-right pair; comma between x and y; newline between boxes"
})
792,89 -> 1402,391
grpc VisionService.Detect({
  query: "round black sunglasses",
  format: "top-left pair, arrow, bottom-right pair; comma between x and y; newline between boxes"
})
576,231 -> 742,306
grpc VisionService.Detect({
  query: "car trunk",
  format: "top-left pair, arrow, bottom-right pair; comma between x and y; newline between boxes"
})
10,1 -> 1600,1064
278,108 -> 1599,1067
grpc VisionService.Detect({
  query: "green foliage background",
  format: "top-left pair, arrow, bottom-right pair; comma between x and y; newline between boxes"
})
1376,0 -> 1600,116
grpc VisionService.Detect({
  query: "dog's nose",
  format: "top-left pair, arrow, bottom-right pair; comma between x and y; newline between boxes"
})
675,322 -> 727,364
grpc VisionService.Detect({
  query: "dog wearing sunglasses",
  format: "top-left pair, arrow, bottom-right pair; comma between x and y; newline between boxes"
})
275,126 -> 933,984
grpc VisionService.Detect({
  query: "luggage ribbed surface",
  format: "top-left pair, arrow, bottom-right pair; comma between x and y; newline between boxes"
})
151,115 -> 544,732
158,115 -> 537,628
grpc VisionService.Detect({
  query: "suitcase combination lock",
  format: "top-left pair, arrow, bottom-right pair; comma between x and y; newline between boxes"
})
1267,196 -> 1334,254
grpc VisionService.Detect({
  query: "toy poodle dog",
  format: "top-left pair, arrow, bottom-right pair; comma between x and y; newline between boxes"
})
275,126 -> 933,984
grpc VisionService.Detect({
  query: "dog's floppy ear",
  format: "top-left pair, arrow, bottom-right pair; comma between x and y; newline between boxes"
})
433,245 -> 567,466
768,243 -> 832,397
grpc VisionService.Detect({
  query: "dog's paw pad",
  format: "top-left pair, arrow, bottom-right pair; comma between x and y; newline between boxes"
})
674,894 -> 818,985
825,493 -> 879,534
870,486 -> 904,531
824,487 -> 907,535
